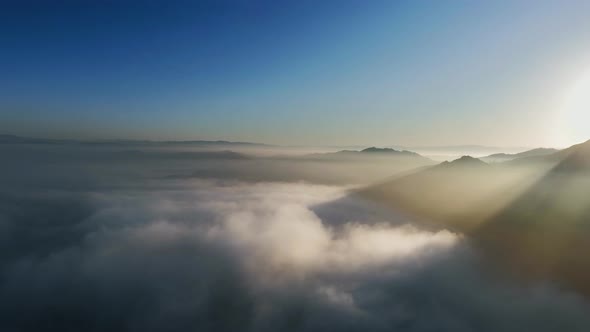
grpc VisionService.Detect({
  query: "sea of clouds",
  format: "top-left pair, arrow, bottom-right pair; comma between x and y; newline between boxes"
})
0,146 -> 589,331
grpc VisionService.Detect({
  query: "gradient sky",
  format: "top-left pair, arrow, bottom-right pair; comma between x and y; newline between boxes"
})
2,0 -> 590,147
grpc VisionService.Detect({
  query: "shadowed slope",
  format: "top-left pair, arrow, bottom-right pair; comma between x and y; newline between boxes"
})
474,139 -> 590,294
360,140 -> 590,295
360,156 -> 541,231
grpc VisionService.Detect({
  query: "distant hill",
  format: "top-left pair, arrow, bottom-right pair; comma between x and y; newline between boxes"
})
481,148 -> 559,163
114,149 -> 249,160
436,155 -> 489,168
0,134 -> 69,144
307,147 -> 432,162
395,144 -> 528,154
0,134 -> 268,147
501,140 -> 590,167
360,147 -> 422,156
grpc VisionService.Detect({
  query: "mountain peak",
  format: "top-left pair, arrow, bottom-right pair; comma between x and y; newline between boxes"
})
361,147 -> 398,153
553,139 -> 590,172
439,155 -> 487,168
360,147 -> 420,157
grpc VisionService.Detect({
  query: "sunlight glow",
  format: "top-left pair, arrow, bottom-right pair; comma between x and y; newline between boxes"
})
560,68 -> 590,145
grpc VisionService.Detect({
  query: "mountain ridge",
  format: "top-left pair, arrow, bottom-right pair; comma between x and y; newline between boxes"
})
0,134 -> 269,147
482,148 -> 559,163
359,138 -> 590,295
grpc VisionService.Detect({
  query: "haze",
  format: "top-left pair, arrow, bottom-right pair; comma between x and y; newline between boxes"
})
2,2 -> 590,332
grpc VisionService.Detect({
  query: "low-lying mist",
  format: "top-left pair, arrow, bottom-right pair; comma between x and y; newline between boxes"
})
1,143 -> 589,331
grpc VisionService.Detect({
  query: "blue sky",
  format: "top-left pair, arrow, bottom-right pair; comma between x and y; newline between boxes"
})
2,0 -> 590,147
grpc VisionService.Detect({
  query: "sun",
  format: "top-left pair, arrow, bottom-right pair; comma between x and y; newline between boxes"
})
560,68 -> 590,145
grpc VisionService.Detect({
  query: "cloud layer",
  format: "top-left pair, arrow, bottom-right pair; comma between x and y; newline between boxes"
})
1,174 -> 590,332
